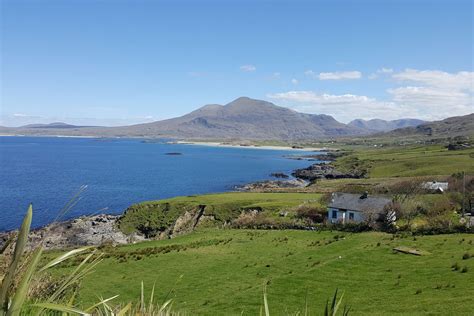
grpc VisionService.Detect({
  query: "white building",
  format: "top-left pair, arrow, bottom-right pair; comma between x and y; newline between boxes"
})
422,181 -> 449,193
327,192 -> 393,224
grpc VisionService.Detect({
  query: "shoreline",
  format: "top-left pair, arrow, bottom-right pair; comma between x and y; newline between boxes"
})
171,140 -> 329,152
0,134 -> 332,152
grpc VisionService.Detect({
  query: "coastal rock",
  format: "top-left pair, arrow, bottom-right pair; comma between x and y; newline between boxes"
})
0,214 -> 144,250
284,151 -> 343,162
270,172 -> 290,179
237,179 -> 308,191
292,163 -> 364,181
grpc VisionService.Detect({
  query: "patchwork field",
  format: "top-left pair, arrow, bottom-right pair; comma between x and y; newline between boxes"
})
333,145 -> 474,178
56,229 -> 474,315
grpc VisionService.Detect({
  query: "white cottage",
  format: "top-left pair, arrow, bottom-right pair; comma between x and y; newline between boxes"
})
327,192 -> 393,224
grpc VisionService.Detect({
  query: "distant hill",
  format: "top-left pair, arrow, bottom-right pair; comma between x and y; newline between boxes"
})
381,113 -> 474,138
348,118 -> 426,132
2,97 -> 368,140
20,122 -> 91,129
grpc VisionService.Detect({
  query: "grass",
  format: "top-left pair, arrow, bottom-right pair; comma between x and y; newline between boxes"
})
332,145 -> 474,178
50,229 -> 474,315
119,192 -> 322,235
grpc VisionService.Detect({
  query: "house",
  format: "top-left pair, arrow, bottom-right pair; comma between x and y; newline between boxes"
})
327,192 -> 393,224
422,181 -> 449,193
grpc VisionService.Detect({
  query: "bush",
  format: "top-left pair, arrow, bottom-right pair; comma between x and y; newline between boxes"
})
327,222 -> 372,233
294,204 -> 326,223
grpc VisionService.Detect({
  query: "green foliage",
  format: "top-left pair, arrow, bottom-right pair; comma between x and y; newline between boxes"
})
118,193 -> 322,236
0,206 -> 107,316
60,229 -> 474,315
332,145 -> 474,178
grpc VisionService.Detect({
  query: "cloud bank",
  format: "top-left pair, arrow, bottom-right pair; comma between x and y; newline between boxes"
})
268,69 -> 474,122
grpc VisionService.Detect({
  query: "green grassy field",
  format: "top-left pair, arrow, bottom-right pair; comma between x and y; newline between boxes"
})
63,229 -> 474,315
334,145 -> 474,178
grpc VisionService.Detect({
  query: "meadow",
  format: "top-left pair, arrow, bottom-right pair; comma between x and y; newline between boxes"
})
333,145 -> 474,178
61,229 -> 474,315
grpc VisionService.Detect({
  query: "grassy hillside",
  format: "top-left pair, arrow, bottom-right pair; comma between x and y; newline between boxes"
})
57,229 -> 474,315
333,145 -> 474,178
119,192 -> 323,236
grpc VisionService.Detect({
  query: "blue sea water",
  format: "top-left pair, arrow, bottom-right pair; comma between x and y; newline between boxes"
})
0,136 -> 318,231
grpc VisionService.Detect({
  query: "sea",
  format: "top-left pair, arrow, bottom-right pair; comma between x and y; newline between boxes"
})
0,136 -> 320,231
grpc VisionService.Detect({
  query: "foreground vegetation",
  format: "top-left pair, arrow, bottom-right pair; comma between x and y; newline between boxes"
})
51,228 -> 473,315
119,192 -> 323,237
1,207 -> 351,315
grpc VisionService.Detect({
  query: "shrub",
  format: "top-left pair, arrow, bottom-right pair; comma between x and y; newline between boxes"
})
294,204 -> 326,223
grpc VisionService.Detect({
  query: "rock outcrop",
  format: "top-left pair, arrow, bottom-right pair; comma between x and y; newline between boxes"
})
237,179 -> 308,191
292,163 -> 365,181
0,214 -> 144,250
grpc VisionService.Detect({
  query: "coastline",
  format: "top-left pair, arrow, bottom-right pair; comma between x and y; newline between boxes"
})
0,135 -> 331,152
171,140 -> 329,152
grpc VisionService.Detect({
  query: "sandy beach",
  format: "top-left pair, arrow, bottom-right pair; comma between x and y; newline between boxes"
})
171,140 -> 329,152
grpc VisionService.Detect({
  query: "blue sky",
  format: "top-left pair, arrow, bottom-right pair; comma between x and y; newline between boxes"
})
1,0 -> 473,126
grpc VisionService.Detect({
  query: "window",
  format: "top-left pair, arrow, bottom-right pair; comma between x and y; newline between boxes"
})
349,212 -> 354,220
332,210 -> 338,219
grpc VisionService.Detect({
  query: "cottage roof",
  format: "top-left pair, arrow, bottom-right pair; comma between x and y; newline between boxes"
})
328,193 -> 392,214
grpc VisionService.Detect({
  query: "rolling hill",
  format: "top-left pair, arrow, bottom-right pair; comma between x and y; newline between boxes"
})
349,118 -> 425,132
382,113 -> 474,138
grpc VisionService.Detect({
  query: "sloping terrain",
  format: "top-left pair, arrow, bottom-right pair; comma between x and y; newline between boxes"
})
349,118 -> 425,132
1,97 -> 367,140
381,113 -> 474,138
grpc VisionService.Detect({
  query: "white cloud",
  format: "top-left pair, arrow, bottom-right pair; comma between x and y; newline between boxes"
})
304,70 -> 317,78
392,69 -> 473,92
268,70 -> 474,122
368,68 -> 393,80
267,91 -> 408,122
240,64 -> 256,72
368,73 -> 378,80
291,78 -> 298,85
318,71 -> 362,80
378,67 -> 393,74
272,72 -> 281,79
387,86 -> 472,115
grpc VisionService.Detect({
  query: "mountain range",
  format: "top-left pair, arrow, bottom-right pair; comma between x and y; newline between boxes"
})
1,97 -> 470,140
348,118 -> 426,133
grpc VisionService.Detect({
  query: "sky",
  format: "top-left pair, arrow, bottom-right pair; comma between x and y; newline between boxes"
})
1,0 -> 473,126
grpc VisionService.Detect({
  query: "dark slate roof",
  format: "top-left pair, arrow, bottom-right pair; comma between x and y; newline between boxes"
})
328,193 -> 392,213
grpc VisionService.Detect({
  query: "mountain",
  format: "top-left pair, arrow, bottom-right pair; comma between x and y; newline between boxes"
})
2,97 -> 367,140
5,97 -> 469,141
110,97 -> 367,140
348,118 -> 426,132
381,113 -> 474,138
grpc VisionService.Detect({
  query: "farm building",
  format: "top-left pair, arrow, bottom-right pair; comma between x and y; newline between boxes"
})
327,192 -> 394,224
